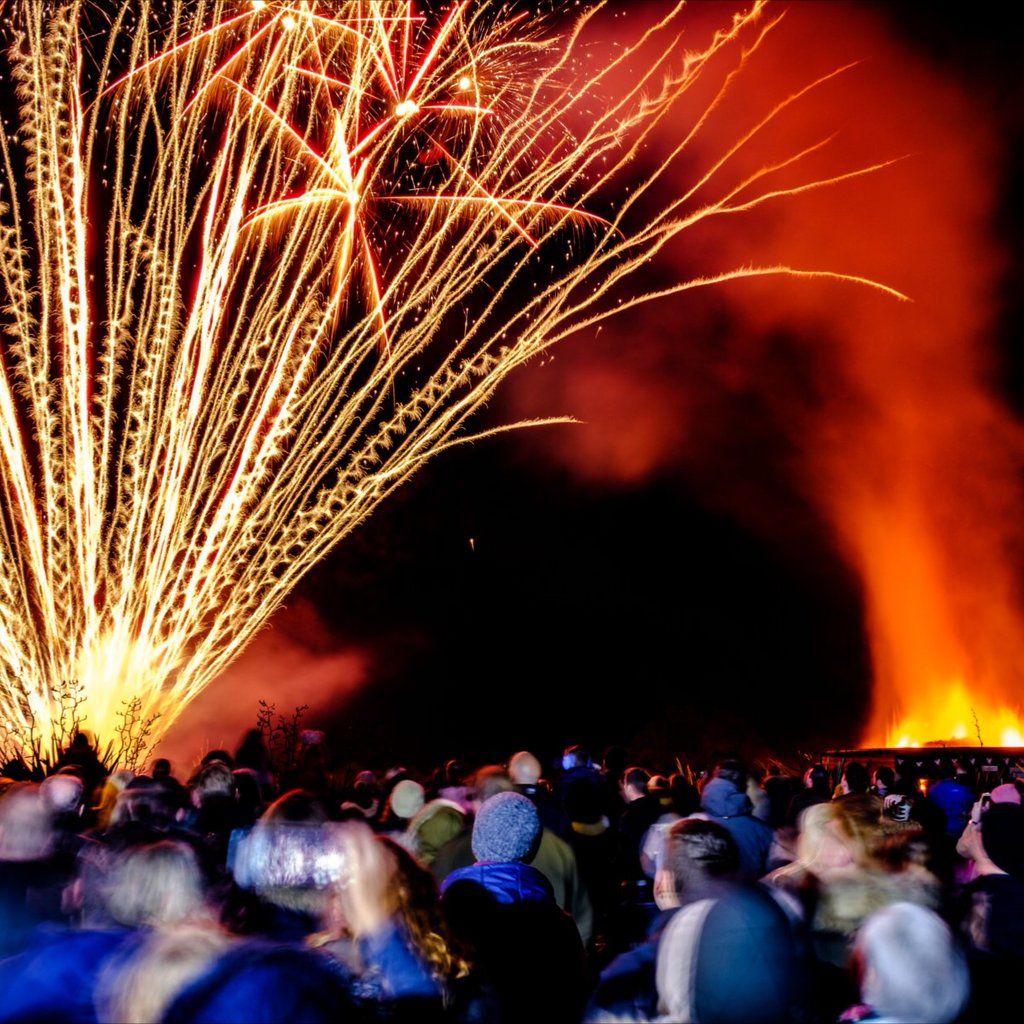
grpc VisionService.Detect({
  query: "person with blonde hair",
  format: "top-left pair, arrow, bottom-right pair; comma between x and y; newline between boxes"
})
104,839 -> 211,928
314,820 -> 459,1013
763,802 -> 853,921
94,769 -> 135,830
97,923 -> 233,1024
777,794 -> 941,1020
0,838 -> 212,1021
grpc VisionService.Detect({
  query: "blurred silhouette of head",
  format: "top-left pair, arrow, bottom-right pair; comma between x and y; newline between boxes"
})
509,751 -> 542,786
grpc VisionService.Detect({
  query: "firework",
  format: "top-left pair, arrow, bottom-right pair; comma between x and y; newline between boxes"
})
0,0 -> 900,765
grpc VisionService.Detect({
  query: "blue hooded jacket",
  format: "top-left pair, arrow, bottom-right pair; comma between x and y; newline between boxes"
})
701,778 -> 774,880
442,860 -> 553,904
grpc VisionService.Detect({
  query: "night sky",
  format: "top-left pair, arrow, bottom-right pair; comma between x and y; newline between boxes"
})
161,2 -> 1024,770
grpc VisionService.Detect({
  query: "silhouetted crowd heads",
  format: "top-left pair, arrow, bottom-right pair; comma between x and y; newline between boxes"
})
2,737 -> 1023,1022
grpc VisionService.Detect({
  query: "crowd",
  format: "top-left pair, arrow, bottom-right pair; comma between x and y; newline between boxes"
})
2,732 -> 1023,1023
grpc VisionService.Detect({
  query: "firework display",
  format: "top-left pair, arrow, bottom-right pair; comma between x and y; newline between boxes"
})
0,0 -> 897,764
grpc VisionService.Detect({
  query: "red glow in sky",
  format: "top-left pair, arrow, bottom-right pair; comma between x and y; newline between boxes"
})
506,1 -> 1024,746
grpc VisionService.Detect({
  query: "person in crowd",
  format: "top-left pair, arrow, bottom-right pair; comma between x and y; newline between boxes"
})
784,795 -> 941,1018
654,834 -> 804,1022
433,765 -> 593,944
233,730 -> 276,797
406,791 -> 467,869
94,769 -> 135,830
639,774 -> 706,879
106,839 -> 213,928
763,764 -> 801,829
586,819 -> 741,1021
162,944 -> 367,1024
509,749 -> 570,838
54,732 -> 108,800
201,750 -> 235,770
786,763 -> 833,827
340,769 -> 382,821
436,759 -> 471,812
0,838 -> 212,1023
955,798 -> 1024,1020
432,766 -> 511,880
699,759 -> 773,880
565,775 -> 621,932
559,744 -> 601,808
312,821 -> 455,1016
763,801 -> 836,920
844,902 -> 969,1024
231,769 -> 265,828
442,791 -> 587,1021
379,778 -> 425,844
600,745 -> 628,820
41,770 -> 85,824
186,760 -> 242,867
228,789 -> 330,940
97,923 -> 234,1024
0,782 -> 65,957
838,761 -> 871,798
929,759 -> 976,839
745,767 -> 772,823
870,765 -> 896,800
619,767 -> 664,874
152,757 -> 189,810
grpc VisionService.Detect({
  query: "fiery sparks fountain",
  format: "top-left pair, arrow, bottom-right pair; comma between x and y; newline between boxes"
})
0,0 -> 901,767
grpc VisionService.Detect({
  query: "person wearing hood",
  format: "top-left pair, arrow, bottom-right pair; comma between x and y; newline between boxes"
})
700,761 -> 774,880
406,796 -> 466,868
442,791 -> 586,1021
379,778 -> 425,848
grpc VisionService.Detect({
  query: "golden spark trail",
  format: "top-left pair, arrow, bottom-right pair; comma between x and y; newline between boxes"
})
0,0 -> 899,764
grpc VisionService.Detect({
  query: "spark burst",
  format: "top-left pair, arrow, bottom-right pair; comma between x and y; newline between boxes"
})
0,0 -> 902,763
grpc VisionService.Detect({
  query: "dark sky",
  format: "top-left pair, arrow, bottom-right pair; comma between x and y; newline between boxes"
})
260,3 -> 1016,770
165,2 -> 1024,770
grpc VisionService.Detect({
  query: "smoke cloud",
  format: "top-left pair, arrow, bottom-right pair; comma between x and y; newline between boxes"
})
506,1 -> 1023,745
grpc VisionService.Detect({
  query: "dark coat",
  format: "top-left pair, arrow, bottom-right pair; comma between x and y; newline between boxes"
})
442,862 -> 586,1023
701,778 -> 774,880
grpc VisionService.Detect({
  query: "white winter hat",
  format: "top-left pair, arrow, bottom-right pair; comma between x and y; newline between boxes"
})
390,780 -> 426,820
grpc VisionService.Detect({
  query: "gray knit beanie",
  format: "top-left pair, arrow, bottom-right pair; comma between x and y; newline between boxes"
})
471,791 -> 541,863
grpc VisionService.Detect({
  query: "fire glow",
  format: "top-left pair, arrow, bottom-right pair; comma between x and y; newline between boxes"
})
506,2 -> 1024,751
3,0 -> 903,761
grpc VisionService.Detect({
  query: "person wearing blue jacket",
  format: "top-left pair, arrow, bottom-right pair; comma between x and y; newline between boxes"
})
442,791 -> 586,1022
700,762 -> 774,880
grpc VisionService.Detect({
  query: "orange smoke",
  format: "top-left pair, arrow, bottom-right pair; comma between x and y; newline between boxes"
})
508,2 -> 1024,747
154,597 -> 369,770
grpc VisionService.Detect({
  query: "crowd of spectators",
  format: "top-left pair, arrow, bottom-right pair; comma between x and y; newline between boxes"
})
2,731 -> 1023,1022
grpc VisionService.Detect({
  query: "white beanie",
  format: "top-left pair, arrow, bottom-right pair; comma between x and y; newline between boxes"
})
390,779 -> 426,820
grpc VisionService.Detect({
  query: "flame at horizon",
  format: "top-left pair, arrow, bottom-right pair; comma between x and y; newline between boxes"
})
507,2 -> 1024,749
